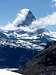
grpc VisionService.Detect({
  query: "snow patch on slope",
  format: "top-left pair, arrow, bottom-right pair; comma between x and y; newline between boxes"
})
0,69 -> 22,75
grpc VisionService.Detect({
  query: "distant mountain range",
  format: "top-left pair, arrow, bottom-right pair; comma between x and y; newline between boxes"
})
0,9 -> 55,50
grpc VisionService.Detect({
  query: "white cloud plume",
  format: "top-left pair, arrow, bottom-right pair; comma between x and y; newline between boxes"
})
12,9 -> 30,26
0,23 -> 17,31
30,12 -> 56,30
51,0 -> 56,7
52,0 -> 56,2
1,11 -> 56,33
12,11 -> 56,33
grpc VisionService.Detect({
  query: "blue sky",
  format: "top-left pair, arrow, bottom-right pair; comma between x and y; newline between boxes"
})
0,0 -> 56,25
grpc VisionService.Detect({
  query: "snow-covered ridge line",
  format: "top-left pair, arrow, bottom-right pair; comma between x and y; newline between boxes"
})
0,8 -> 56,51
0,38 -> 46,50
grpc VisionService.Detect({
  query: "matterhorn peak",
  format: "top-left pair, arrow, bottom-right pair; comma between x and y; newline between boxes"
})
13,8 -> 36,26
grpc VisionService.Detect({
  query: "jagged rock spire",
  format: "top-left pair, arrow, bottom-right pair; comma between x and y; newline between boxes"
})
13,9 -> 36,26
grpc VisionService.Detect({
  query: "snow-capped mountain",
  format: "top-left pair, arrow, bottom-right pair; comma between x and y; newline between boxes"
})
0,8 -> 56,73
13,9 -> 36,26
0,8 -> 55,51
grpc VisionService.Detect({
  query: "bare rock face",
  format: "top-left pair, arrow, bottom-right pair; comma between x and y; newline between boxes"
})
23,43 -> 56,75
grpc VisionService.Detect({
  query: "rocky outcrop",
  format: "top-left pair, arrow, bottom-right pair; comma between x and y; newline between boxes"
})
23,42 -> 56,75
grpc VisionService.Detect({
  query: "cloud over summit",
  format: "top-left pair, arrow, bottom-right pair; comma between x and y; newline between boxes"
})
31,12 -> 56,29
1,8 -> 56,32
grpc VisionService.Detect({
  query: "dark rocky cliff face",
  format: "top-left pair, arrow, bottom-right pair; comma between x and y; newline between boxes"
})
17,9 -> 36,27
23,42 -> 56,75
